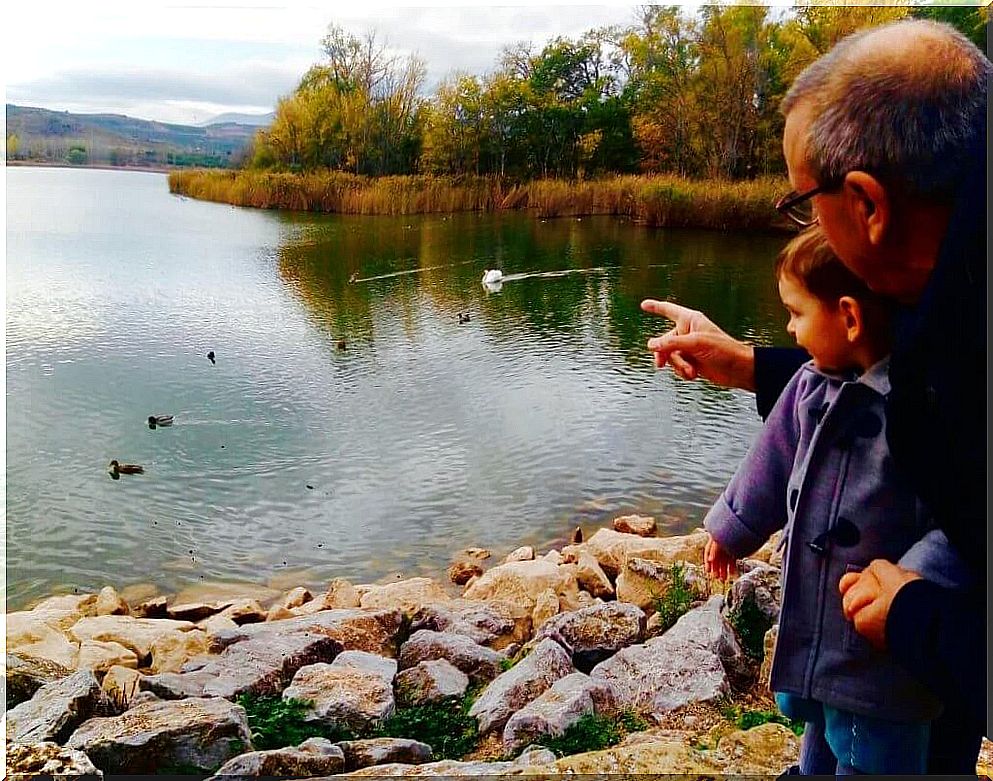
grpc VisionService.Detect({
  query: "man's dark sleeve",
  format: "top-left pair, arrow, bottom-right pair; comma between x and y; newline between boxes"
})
886,578 -> 988,733
753,347 -> 808,420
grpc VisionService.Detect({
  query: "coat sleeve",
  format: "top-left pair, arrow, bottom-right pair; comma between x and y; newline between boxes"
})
886,578 -> 988,735
704,367 -> 805,559
754,347 -> 809,420
897,528 -> 972,590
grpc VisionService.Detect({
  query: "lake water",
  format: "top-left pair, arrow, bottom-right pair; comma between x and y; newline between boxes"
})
6,166 -> 792,609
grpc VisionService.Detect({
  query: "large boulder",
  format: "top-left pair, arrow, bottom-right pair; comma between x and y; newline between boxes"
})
208,607 -> 405,657
394,659 -> 470,707
572,553 -> 614,599
468,638 -> 575,735
69,616 -> 196,662
283,651 -> 397,732
584,528 -> 707,578
410,599 -> 531,651
148,629 -> 211,674
727,561 -> 781,626
94,587 -> 129,617
531,589 -> 560,631
141,631 -> 340,700
462,559 -> 580,614
7,609 -> 83,669
100,666 -> 143,710
5,741 -> 102,778
337,738 -> 434,770
398,630 -> 506,685
208,737 -> 345,777
616,558 -> 708,614
29,593 -> 98,616
502,671 -> 618,750
542,738 -> 724,775
7,670 -> 113,744
359,578 -> 452,615
7,653 -> 72,708
590,596 -> 747,719
65,697 -> 252,774
711,722 -> 801,775
535,602 -> 645,672
76,641 -> 139,675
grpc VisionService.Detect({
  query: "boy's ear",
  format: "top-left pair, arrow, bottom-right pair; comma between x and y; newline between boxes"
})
838,296 -> 862,342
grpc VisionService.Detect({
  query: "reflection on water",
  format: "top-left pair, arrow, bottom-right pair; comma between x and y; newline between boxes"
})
6,167 -> 793,609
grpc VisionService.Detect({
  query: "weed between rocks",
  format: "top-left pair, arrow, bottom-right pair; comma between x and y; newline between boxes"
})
651,561 -> 698,633
376,695 -> 480,760
540,709 -> 649,758
722,702 -> 805,736
236,694 -> 356,750
727,595 -> 773,660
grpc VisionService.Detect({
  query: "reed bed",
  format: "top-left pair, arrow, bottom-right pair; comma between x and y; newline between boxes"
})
169,170 -> 789,231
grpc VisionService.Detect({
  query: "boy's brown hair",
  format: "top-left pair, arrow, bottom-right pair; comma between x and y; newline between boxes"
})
775,226 -> 876,303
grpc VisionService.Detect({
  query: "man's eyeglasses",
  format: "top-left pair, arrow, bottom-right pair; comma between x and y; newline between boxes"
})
775,179 -> 842,228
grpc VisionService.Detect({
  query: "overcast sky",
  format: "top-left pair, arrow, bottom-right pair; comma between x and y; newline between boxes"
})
3,1 -> 702,126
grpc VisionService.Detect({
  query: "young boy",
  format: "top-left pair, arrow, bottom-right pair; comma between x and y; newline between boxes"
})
703,227 -> 968,775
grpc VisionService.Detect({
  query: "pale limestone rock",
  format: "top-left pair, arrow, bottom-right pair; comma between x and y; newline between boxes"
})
463,558 -> 580,614
69,616 -> 195,661
101,665 -> 143,709
727,561 -> 781,626
132,596 -> 168,619
536,602 -> 645,673
5,740 -> 103,778
574,552 -> 614,599
209,607 -> 405,657
531,589 -> 560,631
448,560 -> 483,586
543,550 -> 564,565
463,547 -> 491,561
584,528 -> 708,578
759,624 -> 778,693
615,557 -> 708,614
77,640 -> 138,674
398,630 -> 506,685
149,629 -> 210,674
7,610 -> 82,670
279,586 -> 313,611
197,614 -> 240,636
266,605 -> 296,622
503,672 -> 618,750
546,739 -> 724,775
394,659 -> 469,707
511,745 -> 558,767
7,653 -> 72,707
359,577 -> 452,615
142,631 -> 340,700
95,587 -> 130,616
338,738 -> 433,771
590,596 -> 747,719
167,602 -> 227,622
751,530 -> 784,565
30,593 -> 98,616
468,638 -> 575,735
170,581 -> 281,609
293,579 -> 362,615
410,599 -> 531,651
343,758 -> 517,775
504,546 -> 535,563
216,599 -> 267,624
713,722 -> 800,774
8,669 -> 113,744
66,696 -> 252,774
612,514 -> 658,537
283,651 -> 397,731
209,737 -> 345,777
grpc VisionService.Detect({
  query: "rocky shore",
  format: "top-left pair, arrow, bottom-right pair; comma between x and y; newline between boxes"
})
7,515 -> 990,778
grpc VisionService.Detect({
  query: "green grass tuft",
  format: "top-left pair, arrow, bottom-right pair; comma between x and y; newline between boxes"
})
374,695 -> 479,760
727,596 -> 773,660
651,562 -> 698,633
722,703 -> 805,736
235,693 -> 356,750
539,708 -> 648,758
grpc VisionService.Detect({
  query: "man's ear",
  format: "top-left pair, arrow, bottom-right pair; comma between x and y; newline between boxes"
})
844,171 -> 890,247
838,296 -> 862,342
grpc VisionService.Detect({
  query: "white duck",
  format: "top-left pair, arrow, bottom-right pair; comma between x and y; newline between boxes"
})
481,269 -> 503,284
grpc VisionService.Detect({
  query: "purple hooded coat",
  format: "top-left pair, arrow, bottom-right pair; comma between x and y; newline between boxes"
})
704,358 -> 968,722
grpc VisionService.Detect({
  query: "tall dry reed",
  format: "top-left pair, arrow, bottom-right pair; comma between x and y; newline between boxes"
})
168,170 -> 790,231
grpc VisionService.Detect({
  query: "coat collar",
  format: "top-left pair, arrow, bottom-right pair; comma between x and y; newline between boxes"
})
801,355 -> 891,396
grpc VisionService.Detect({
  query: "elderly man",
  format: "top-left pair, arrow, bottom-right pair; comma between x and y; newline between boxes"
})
643,19 -> 988,775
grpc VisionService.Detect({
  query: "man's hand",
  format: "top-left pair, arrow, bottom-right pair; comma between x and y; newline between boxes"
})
705,534 -> 737,581
641,300 -> 757,391
839,560 -> 923,650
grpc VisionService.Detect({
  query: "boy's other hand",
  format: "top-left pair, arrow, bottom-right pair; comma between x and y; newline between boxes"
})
641,300 -> 757,391
839,560 -> 923,650
705,534 -> 737,581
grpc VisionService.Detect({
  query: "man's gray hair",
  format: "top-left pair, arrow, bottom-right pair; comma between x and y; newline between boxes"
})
782,19 -> 990,202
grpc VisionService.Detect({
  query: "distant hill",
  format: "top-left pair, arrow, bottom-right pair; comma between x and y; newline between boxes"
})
5,104 -> 262,169
198,111 -> 274,127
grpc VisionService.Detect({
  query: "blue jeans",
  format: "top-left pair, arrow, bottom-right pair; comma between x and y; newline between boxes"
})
776,693 -> 930,775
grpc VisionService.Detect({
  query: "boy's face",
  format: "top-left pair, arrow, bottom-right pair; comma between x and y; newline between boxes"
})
778,273 -> 855,372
